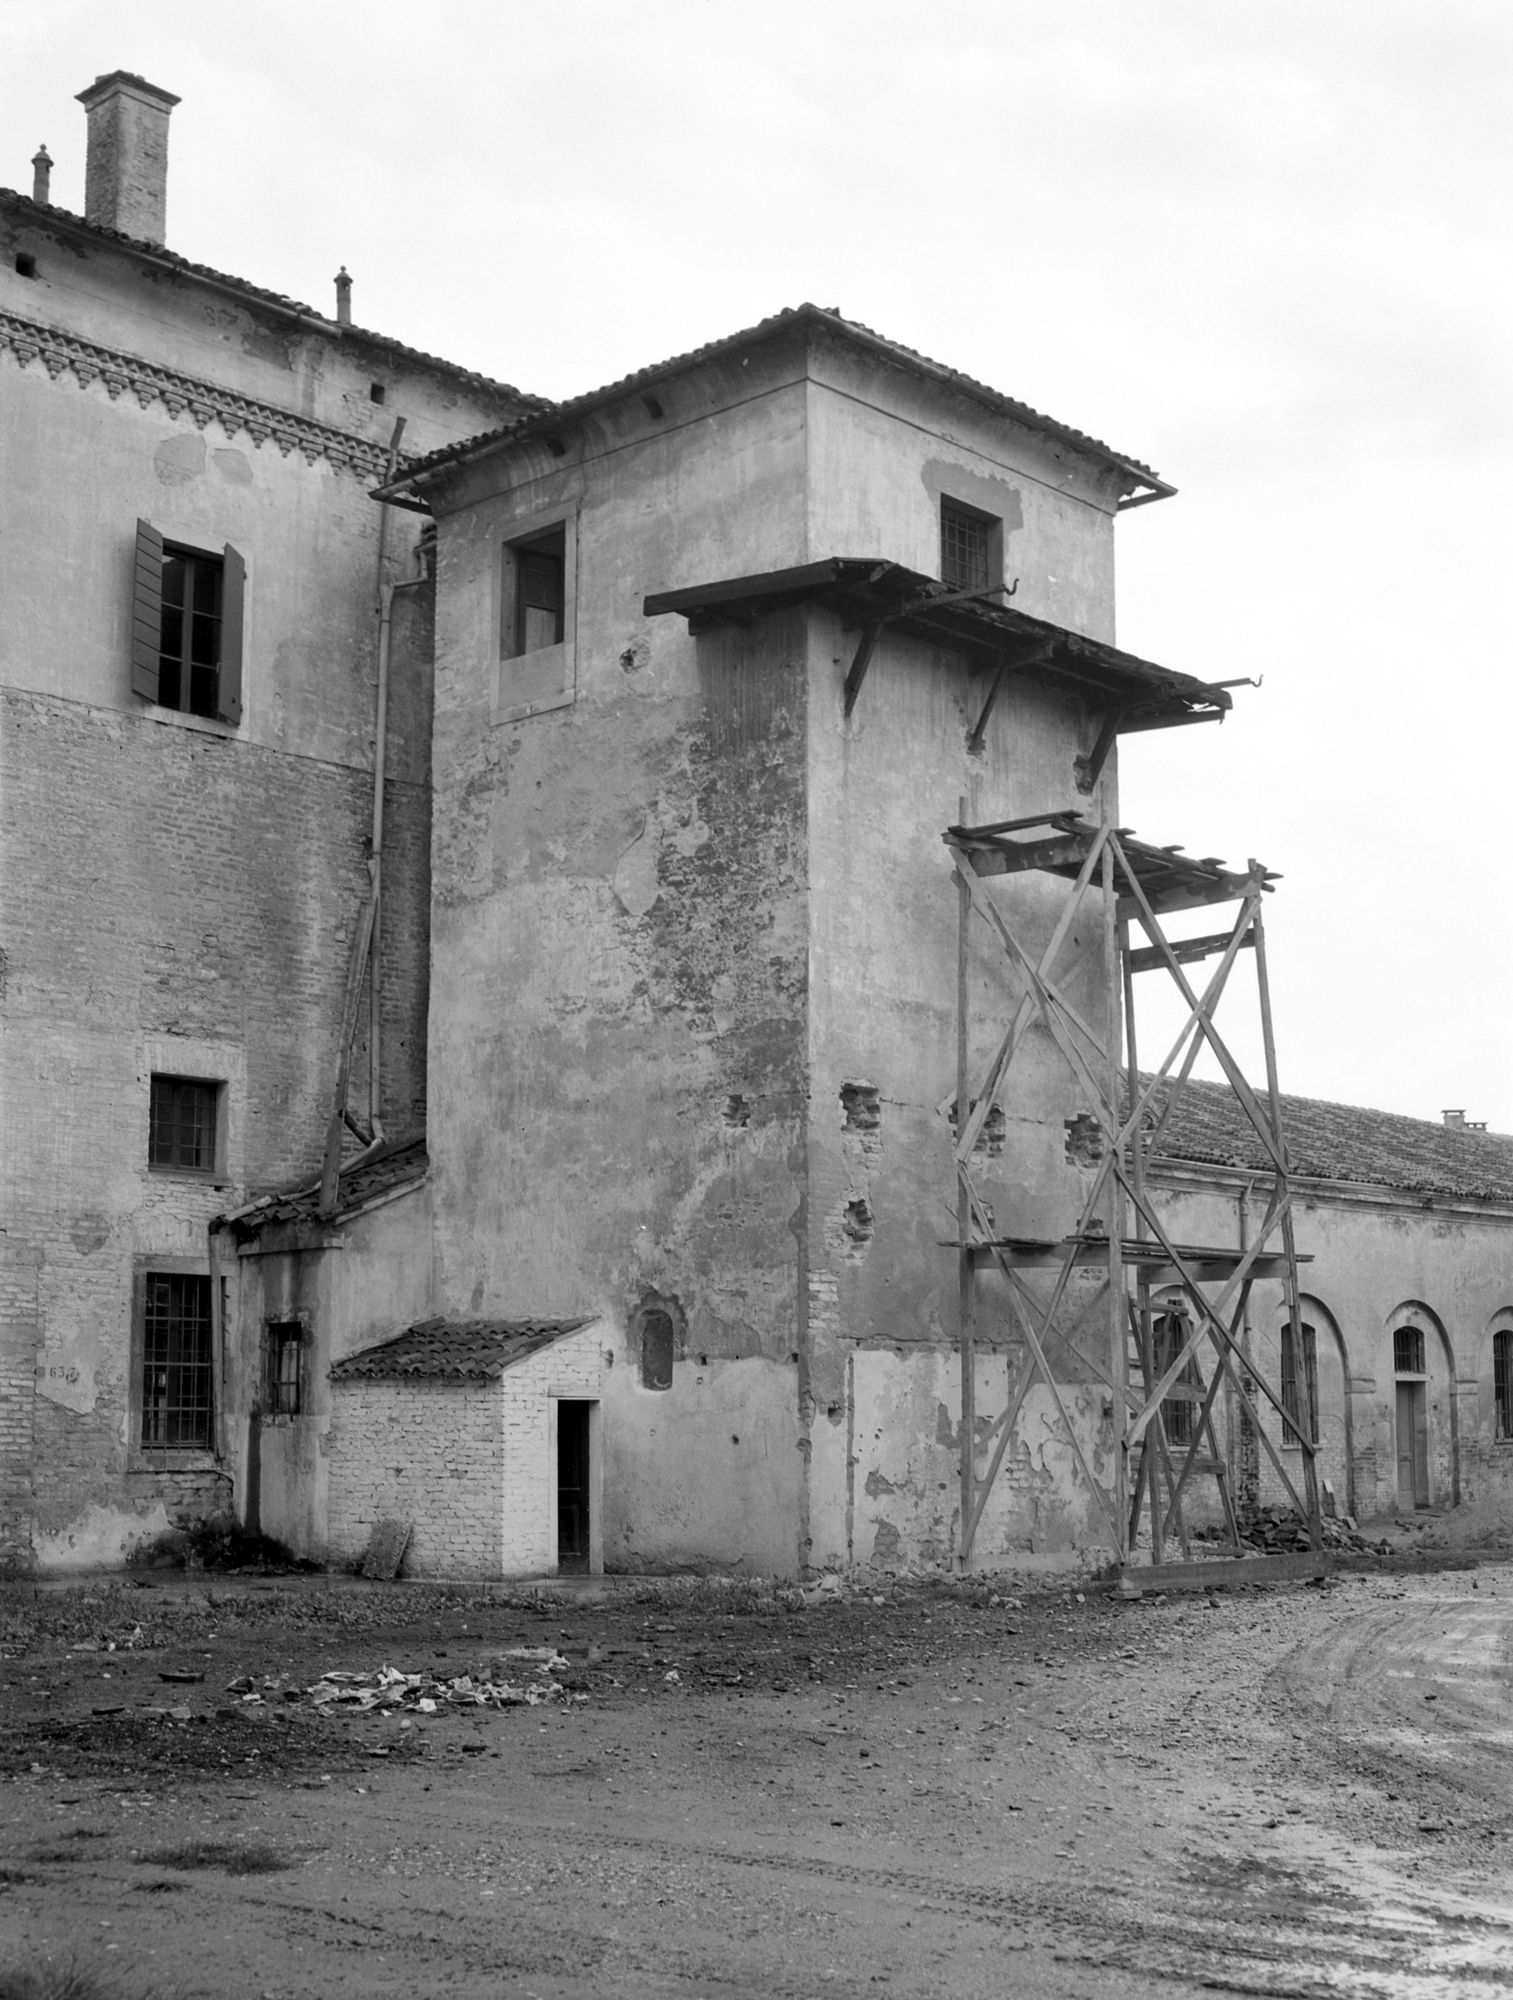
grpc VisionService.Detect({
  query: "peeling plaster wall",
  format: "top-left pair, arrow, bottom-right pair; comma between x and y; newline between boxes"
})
425,352 -> 814,1576
418,329 -> 1134,1577
227,1182 -> 434,1563
0,220 -> 522,1570
801,367 -> 1124,1568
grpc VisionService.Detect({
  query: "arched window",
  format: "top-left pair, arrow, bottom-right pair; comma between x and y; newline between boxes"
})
1495,1330 -> 1513,1443
1281,1323 -> 1319,1447
1154,1311 -> 1202,1448
637,1301 -> 676,1392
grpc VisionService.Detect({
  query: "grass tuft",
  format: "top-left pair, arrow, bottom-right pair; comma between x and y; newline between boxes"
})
140,1839 -> 290,1876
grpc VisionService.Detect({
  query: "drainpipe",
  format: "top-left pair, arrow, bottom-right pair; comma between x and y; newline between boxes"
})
366,416 -> 408,1147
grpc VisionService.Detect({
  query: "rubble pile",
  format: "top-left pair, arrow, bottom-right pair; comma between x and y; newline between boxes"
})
1231,1504 -> 1388,1557
227,1649 -> 586,1716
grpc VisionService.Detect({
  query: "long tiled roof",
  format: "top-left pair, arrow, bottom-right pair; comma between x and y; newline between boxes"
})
0,189 -> 546,407
330,1315 -> 595,1382
382,303 -> 1173,496
1149,1077 -> 1513,1202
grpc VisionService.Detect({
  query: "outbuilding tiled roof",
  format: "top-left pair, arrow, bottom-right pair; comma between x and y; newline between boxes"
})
330,1315 -> 596,1383
1149,1077 -> 1513,1203
224,1136 -> 428,1237
0,189 -> 546,408
381,303 -> 1173,499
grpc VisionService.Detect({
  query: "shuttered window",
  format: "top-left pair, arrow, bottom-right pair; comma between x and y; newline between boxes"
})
131,519 -> 245,724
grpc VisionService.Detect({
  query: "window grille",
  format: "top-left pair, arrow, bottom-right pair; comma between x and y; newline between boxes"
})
1280,1323 -> 1319,1446
149,1075 -> 218,1173
141,1273 -> 213,1449
266,1321 -> 303,1418
1495,1331 -> 1512,1442
940,500 -> 991,592
1394,1326 -> 1426,1375
1154,1312 -> 1201,1448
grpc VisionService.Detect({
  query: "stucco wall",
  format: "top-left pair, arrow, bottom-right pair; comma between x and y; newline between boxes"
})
419,326 -> 1128,1575
0,210 -> 522,1570
227,1179 -> 435,1563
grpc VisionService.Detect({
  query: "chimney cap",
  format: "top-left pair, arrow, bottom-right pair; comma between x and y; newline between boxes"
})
76,70 -> 181,112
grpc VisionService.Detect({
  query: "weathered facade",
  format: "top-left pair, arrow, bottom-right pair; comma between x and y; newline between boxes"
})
0,73 -> 534,1569
7,73 -> 1513,1583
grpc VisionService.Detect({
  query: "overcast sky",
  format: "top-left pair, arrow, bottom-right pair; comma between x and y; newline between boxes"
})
7,1 -> 1512,1127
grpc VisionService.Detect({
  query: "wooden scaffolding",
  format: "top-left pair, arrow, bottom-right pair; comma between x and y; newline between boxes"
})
946,809 -> 1321,1573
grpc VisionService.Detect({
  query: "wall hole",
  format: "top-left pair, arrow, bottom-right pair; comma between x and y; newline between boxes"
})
949,1097 -> 1005,1157
842,1196 -> 874,1246
15,253 -> 37,278
368,381 -> 386,404
1064,1114 -> 1104,1166
840,1081 -> 881,1132
723,1094 -> 752,1130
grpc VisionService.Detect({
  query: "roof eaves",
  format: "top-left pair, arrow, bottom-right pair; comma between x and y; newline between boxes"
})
0,190 -> 545,405
376,302 -> 1173,503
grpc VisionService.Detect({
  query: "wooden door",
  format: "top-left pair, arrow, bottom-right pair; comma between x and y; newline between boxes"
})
1395,1383 -> 1429,1510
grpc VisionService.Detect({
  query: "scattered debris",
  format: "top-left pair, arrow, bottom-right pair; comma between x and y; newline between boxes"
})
223,1657 -> 583,1717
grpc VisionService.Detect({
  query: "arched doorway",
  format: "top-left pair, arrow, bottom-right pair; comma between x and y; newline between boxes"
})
1386,1302 -> 1457,1512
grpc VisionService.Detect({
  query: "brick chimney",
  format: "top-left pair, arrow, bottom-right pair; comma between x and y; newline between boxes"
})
1442,1109 -> 1466,1129
75,71 -> 180,244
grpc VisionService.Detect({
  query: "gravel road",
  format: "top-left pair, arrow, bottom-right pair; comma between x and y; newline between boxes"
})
1,1561 -> 1509,1997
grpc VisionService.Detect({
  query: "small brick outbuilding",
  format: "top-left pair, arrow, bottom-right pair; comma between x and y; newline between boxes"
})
327,1316 -> 603,1579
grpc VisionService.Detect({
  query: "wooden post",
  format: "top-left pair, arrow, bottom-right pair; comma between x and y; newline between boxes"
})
1104,838 -> 1128,1560
1249,904 -> 1322,1550
956,798 -> 976,1571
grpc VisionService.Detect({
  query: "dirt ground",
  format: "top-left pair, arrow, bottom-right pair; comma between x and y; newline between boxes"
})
2,1549 -> 1511,1999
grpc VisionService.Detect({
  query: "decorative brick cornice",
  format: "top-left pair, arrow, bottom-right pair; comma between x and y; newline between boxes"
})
0,307 -> 391,478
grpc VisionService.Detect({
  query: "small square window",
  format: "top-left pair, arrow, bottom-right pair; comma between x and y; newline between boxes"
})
266,1321 -> 304,1418
940,499 -> 996,593
149,1075 -> 220,1175
141,1272 -> 214,1449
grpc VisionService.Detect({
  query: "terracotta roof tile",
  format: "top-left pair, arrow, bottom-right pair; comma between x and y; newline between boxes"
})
383,303 -> 1172,496
331,1315 -> 596,1382
0,189 -> 546,408
226,1136 -> 427,1235
1149,1077 -> 1513,1202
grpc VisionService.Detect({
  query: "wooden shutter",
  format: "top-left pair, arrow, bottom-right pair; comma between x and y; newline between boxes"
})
131,519 -> 164,702
217,543 -> 245,725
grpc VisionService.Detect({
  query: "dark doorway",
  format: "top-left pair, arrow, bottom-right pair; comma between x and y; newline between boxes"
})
558,1400 -> 592,1571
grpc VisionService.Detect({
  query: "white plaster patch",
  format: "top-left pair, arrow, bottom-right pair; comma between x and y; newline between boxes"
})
34,1499 -> 172,1571
35,1347 -> 96,1414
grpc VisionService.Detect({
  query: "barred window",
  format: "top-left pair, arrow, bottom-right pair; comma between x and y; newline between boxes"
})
1394,1326 -> 1426,1375
1495,1331 -> 1513,1443
1154,1311 -> 1202,1448
266,1321 -> 304,1418
1280,1323 -> 1319,1447
149,1075 -> 219,1174
141,1273 -> 213,1449
940,499 -> 992,592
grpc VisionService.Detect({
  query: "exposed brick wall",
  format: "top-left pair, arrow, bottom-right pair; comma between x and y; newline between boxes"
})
327,1332 -> 602,1579
328,1380 -> 504,1578
0,686 -> 430,1558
